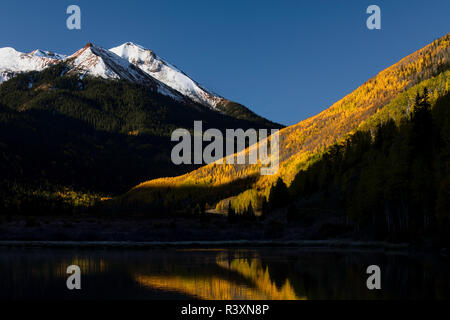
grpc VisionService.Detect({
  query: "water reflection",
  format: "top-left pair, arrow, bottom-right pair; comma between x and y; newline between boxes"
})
0,247 -> 450,300
135,251 -> 304,300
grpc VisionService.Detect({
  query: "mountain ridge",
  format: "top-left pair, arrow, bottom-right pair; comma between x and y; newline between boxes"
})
64,42 -> 187,103
0,47 -> 64,83
120,33 -> 450,212
0,42 -> 277,125
0,50 -> 281,204
110,42 -> 225,110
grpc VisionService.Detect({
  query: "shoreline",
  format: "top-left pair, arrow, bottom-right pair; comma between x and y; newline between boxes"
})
0,239 -> 412,252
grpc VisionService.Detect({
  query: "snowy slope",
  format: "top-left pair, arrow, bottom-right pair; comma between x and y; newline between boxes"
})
30,49 -> 67,60
110,42 -> 225,109
65,43 -> 185,102
0,42 -> 231,109
0,47 -> 65,83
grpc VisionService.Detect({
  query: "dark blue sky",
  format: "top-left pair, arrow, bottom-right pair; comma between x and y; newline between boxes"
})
1,0 -> 449,125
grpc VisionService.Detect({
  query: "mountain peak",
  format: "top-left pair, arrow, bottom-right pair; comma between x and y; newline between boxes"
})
111,42 -> 155,62
0,47 -> 19,55
0,46 -> 64,83
0,42 -> 253,117
30,49 -> 67,60
65,43 -> 186,102
67,43 -> 150,81
110,43 -> 224,109
122,42 -> 145,49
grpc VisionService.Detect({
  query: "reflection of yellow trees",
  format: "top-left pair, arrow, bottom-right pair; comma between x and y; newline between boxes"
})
134,253 -> 304,300
55,257 -> 107,277
25,257 -> 108,283
216,253 -> 304,300
136,275 -> 267,300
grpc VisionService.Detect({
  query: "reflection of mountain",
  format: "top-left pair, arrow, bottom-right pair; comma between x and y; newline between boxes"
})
134,252 -> 303,300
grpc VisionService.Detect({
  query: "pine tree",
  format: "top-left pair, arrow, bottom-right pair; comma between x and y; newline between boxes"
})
260,198 -> 269,221
247,203 -> 255,221
268,177 -> 289,210
227,202 -> 236,223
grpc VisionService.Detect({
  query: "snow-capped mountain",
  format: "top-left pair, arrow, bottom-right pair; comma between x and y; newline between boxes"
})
0,47 -> 65,83
110,42 -> 225,109
0,42 -> 273,123
0,43 -> 188,103
30,49 -> 67,60
66,43 -> 150,82
65,43 -> 185,102
0,42 -> 225,108
0,42 -> 281,136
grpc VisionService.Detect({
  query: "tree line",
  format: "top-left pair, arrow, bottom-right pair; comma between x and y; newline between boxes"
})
263,89 -> 450,242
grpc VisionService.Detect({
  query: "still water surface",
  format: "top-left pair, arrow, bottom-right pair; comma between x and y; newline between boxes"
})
0,247 -> 449,300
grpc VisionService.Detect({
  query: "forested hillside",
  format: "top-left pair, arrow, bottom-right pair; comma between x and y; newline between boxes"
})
0,62 -> 280,215
121,34 -> 450,218
277,90 -> 450,241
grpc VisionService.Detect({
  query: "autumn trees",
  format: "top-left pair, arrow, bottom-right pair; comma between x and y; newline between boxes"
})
279,89 -> 450,241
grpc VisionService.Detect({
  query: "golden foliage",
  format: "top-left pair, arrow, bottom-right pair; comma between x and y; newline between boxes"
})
135,252 -> 303,300
123,34 -> 450,210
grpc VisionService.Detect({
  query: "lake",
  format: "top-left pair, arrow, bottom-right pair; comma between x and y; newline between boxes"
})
0,246 -> 449,300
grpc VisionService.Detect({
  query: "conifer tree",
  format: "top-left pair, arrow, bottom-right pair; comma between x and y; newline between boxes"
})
260,198 -> 269,221
227,202 -> 236,223
268,177 -> 289,210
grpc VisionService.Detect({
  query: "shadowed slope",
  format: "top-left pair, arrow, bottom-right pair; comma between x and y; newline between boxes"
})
120,34 -> 450,210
